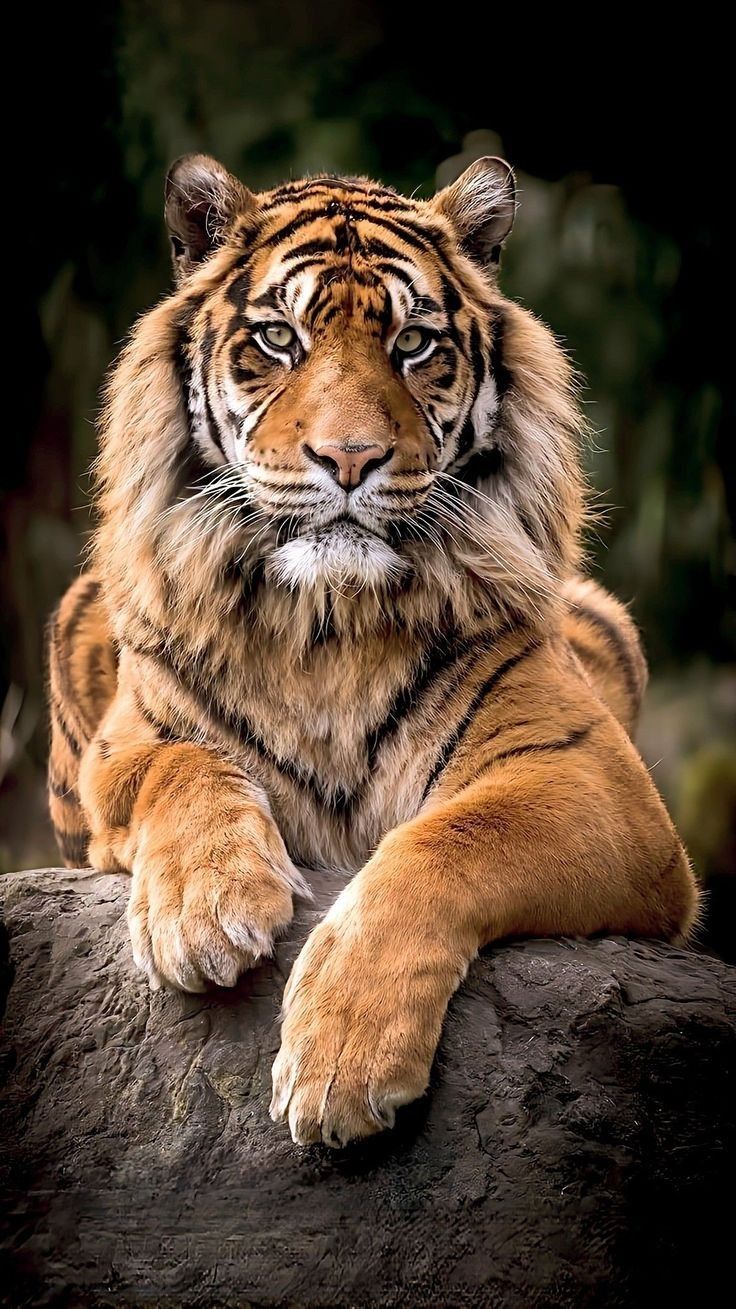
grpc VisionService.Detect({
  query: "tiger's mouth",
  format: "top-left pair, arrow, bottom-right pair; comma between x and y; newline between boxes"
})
285,515 -> 389,545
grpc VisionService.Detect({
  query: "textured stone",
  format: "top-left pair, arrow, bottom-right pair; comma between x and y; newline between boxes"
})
1,868 -> 734,1308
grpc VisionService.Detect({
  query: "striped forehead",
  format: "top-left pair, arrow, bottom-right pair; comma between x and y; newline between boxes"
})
245,190 -> 442,326
276,260 -> 433,331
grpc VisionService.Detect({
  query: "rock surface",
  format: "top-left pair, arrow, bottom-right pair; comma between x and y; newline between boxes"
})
1,867 -> 734,1309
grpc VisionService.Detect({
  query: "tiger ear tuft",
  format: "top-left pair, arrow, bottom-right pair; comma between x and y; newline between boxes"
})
164,154 -> 253,284
433,156 -> 516,267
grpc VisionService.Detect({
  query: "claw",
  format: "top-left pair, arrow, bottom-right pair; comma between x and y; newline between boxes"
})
269,1054 -> 296,1121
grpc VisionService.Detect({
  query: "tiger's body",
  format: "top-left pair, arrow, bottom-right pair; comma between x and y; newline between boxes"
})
48,572 -> 646,874
47,155 -> 697,1147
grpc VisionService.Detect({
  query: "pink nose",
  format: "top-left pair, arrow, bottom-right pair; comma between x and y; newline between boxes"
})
303,440 -> 393,490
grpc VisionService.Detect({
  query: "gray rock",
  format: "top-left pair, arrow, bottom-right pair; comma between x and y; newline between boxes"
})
1,868 -> 734,1308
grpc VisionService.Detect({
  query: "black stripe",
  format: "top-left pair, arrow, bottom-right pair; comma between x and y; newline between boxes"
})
411,295 -> 443,318
128,624 -> 490,820
429,346 -> 459,390
456,446 -> 504,484
454,322 -> 487,461
173,296 -> 205,408
261,209 -> 330,248
365,622 -> 511,772
63,579 -> 100,645
318,304 -> 341,328
485,721 -> 595,768
264,179 -> 350,204
173,319 -> 193,404
250,289 -> 283,311
349,209 -> 447,257
48,772 -> 77,800
48,580 -> 101,745
422,638 -> 542,799
469,320 -> 486,390
371,258 -> 418,287
375,485 -> 428,500
199,316 -> 227,457
366,636 -> 466,770
333,217 -> 355,255
133,687 -> 188,745
411,395 -> 443,451
57,829 -> 89,867
517,510 -> 544,550
241,388 -> 284,445
169,432 -> 214,502
438,715 -> 530,788
301,275 -> 332,324
452,720 -> 597,797
51,697 -> 83,758
276,254 -> 333,280
441,275 -> 463,323
361,237 -> 416,265
318,266 -> 381,291
264,180 -> 415,210
227,338 -> 262,386
365,290 -> 394,328
455,418 -> 477,461
281,238 -> 341,265
129,639 -> 343,807
85,643 -> 108,698
226,268 -> 252,311
309,596 -> 337,646
490,308 -> 514,401
574,605 -> 642,708
342,192 -> 418,214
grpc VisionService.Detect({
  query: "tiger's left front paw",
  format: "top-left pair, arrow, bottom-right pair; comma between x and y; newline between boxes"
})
269,899 -> 459,1148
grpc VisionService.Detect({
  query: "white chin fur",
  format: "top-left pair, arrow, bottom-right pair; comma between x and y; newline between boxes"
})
267,524 -> 407,591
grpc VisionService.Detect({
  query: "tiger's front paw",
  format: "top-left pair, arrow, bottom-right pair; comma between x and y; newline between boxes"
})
127,822 -> 309,993
270,893 -> 462,1147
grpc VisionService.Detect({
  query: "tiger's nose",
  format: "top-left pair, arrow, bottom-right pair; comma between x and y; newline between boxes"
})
303,440 -> 393,490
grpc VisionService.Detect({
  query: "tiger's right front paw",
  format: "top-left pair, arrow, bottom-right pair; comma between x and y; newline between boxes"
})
127,830 -> 309,993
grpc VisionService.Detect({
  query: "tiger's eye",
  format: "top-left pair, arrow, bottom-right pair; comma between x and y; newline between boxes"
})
263,323 -> 296,349
395,327 -> 427,355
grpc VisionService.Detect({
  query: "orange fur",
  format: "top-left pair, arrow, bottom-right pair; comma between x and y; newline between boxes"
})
47,154 -> 698,1146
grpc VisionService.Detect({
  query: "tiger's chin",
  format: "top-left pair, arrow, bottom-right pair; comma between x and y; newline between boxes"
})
267,520 -> 407,593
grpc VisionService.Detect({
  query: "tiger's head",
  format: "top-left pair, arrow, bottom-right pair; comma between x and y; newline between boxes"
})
98,154 -> 585,641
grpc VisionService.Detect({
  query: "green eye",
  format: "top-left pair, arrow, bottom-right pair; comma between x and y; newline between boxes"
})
262,323 -> 296,349
395,327 -> 429,356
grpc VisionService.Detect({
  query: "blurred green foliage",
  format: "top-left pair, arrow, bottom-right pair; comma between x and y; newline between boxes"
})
3,3 -> 733,939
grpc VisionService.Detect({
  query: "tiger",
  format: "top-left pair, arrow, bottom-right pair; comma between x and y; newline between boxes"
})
47,152 -> 698,1148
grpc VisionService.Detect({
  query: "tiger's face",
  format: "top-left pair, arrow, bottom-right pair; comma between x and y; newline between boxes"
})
167,155 -> 517,590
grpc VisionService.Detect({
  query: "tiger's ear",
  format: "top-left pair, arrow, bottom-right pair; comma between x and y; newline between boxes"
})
432,156 -> 516,267
165,154 -> 254,284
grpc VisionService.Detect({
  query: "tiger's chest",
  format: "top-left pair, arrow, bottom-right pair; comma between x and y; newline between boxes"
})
135,620 -> 491,869
228,636 -> 436,868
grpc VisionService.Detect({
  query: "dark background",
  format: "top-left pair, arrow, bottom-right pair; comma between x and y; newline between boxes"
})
3,3 -> 733,952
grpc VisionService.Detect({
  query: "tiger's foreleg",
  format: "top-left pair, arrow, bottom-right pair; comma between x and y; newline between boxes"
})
271,679 -> 699,1147
78,681 -> 308,991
